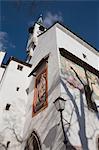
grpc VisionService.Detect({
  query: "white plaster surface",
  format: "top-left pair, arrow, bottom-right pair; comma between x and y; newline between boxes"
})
0,51 -> 6,66
56,26 -> 99,71
0,67 -> 5,82
0,60 -> 31,150
0,23 -> 99,150
23,24 -> 99,150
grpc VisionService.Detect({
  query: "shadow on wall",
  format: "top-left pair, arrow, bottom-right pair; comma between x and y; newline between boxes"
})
48,71 -> 61,97
60,144 -> 77,150
58,124 -> 77,150
43,125 -> 58,150
42,71 -> 79,150
28,69 -> 91,149
43,112 -> 77,150
61,79 -> 89,150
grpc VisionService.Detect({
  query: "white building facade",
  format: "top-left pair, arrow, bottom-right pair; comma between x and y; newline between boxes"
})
0,55 -> 32,150
0,19 -> 99,150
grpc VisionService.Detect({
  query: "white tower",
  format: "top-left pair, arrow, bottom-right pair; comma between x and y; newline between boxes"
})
26,15 -> 46,63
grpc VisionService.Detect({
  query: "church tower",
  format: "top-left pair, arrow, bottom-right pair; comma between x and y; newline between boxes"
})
26,15 -> 46,63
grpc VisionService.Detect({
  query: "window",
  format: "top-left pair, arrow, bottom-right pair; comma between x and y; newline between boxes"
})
26,88 -> 29,95
39,25 -> 45,31
5,104 -> 11,110
16,87 -> 20,91
82,53 -> 87,59
28,26 -> 34,34
25,131 -> 41,150
17,65 -> 23,71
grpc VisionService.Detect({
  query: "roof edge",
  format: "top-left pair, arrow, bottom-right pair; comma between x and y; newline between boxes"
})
56,22 -> 99,56
6,57 -> 32,68
60,48 -> 99,77
38,21 -> 99,56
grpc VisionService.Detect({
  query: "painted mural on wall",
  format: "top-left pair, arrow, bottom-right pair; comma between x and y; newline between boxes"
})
60,54 -> 99,104
33,66 -> 48,117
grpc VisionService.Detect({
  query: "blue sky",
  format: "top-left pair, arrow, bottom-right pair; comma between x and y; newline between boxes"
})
0,1 -> 99,63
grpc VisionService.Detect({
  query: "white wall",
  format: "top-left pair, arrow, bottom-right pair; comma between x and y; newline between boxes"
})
0,23 -> 98,150
56,25 -> 99,150
23,23 -> 99,150
56,25 -> 99,71
22,25 -> 65,150
0,51 -> 6,66
59,56 -> 99,150
0,60 -> 31,150
0,67 -> 5,83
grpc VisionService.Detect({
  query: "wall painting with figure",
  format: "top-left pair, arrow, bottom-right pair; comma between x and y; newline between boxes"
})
33,66 -> 48,117
60,53 -> 99,110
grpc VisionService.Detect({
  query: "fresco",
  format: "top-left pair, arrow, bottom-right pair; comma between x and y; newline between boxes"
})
33,66 -> 48,117
60,54 -> 99,101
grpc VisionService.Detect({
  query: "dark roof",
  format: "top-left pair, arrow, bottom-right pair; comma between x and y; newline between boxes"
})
1,64 -> 6,68
28,53 -> 49,77
60,48 -> 99,77
6,56 -> 32,68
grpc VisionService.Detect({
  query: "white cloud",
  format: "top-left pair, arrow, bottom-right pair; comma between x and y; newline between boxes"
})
28,12 -> 63,28
0,31 -> 16,50
0,42 -> 4,50
10,43 -> 16,49
43,12 -> 63,27
0,31 -> 8,50
0,32 -> 8,40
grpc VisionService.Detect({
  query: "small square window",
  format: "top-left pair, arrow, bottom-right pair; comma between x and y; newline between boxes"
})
26,88 -> 29,95
16,87 -> 20,91
82,53 -> 87,59
17,65 -> 23,71
39,25 -> 45,31
5,104 -> 11,110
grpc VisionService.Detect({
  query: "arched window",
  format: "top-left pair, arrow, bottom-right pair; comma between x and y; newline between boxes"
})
25,131 -> 42,150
